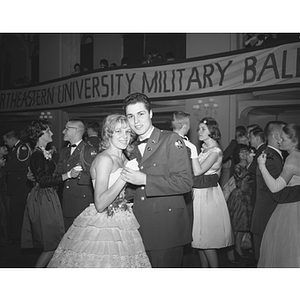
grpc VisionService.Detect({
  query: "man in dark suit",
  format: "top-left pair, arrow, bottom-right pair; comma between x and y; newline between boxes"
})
250,121 -> 286,261
247,127 -> 267,206
3,130 -> 32,242
55,119 -> 98,230
122,93 -> 193,267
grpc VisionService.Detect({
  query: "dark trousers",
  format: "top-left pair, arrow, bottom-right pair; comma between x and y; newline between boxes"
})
146,246 -> 184,268
253,233 -> 262,261
63,216 -> 75,231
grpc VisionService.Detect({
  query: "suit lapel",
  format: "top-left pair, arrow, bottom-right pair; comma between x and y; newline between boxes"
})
141,128 -> 160,164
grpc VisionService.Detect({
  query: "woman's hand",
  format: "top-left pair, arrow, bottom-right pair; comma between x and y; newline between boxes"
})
257,152 -> 267,166
121,167 -> 147,185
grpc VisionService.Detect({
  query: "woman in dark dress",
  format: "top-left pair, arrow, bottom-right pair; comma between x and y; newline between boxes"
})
21,119 -> 80,267
227,144 -> 253,258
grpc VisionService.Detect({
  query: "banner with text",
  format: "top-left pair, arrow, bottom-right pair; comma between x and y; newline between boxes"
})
1,42 -> 300,112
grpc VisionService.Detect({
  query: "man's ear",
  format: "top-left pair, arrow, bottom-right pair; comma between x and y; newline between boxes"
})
273,132 -> 281,141
150,110 -> 153,119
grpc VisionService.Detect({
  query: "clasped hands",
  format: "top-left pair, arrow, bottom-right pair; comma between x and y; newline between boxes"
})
67,165 -> 83,179
121,167 -> 147,185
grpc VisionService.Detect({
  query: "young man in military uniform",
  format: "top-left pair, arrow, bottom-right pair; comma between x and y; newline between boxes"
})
121,93 -> 193,267
3,130 -> 32,242
55,118 -> 98,230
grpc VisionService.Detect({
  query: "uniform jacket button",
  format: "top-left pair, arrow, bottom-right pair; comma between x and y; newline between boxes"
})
141,197 -> 145,201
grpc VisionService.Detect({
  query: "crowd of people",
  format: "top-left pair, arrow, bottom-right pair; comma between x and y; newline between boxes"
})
243,33 -> 299,48
0,92 -> 300,268
70,49 -> 176,76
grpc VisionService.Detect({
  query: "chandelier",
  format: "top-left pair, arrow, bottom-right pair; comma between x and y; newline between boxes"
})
193,98 -> 219,120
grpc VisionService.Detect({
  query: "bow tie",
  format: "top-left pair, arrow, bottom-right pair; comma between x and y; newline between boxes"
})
136,138 -> 149,146
68,144 -> 77,148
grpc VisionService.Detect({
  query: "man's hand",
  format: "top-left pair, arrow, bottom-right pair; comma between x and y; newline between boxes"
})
121,167 -> 147,185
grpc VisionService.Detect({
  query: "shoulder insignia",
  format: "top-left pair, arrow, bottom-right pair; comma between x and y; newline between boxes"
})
175,139 -> 184,149
17,143 -> 31,162
90,149 -> 97,157
86,140 -> 93,147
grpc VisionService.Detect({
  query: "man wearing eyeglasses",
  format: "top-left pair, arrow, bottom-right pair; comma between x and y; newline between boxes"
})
56,118 -> 98,230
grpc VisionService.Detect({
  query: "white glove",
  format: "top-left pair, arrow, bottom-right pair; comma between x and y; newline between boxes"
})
189,144 -> 198,159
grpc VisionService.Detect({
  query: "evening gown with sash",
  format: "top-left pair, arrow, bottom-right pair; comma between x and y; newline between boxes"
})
258,152 -> 300,267
47,168 -> 151,268
192,146 -> 234,249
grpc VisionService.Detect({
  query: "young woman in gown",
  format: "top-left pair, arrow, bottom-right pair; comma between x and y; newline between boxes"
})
191,117 -> 233,267
48,114 -> 151,268
257,123 -> 300,267
21,119 -> 78,267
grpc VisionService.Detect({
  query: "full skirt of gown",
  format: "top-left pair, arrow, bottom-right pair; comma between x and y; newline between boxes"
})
192,184 -> 234,249
21,186 -> 65,251
47,203 -> 151,268
258,201 -> 300,267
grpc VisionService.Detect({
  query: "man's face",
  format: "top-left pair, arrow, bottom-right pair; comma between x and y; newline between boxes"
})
125,102 -> 153,137
3,136 -> 15,149
249,132 -> 258,148
0,146 -> 8,156
62,122 -> 78,143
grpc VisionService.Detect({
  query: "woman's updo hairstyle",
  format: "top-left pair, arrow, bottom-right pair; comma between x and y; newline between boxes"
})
28,119 -> 50,146
283,123 -> 300,151
100,114 -> 133,151
199,117 -> 221,141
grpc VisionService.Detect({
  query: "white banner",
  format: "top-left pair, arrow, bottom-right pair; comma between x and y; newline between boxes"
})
1,42 -> 300,112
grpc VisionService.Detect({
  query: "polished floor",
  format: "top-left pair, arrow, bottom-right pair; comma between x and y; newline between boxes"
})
0,241 -> 256,268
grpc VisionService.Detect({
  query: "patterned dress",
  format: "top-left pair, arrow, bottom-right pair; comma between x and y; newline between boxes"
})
192,146 -> 234,249
227,164 -> 253,232
48,168 -> 151,268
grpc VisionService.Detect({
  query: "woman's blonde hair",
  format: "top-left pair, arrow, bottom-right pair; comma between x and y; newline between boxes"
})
100,114 -> 134,151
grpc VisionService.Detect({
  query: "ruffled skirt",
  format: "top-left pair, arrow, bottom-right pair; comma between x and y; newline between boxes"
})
47,204 -> 151,268
192,185 -> 234,249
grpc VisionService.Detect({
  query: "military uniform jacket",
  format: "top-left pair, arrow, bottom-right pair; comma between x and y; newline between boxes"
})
250,146 -> 284,236
55,140 -> 97,218
127,128 -> 193,251
4,141 -> 32,195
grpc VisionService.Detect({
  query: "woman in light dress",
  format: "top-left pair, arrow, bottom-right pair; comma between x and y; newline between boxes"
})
191,117 -> 233,267
257,123 -> 300,267
48,114 -> 151,268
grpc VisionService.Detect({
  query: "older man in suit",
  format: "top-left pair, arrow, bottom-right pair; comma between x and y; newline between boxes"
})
56,119 -> 97,230
250,121 -> 286,261
122,93 -> 193,267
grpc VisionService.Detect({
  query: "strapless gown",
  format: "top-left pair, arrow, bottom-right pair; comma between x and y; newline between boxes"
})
258,174 -> 300,267
47,168 -> 151,268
